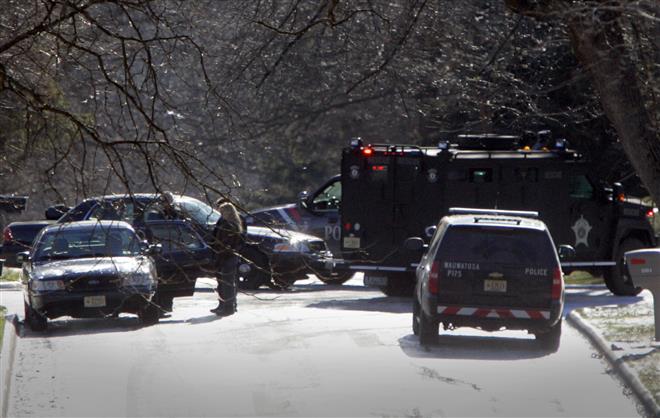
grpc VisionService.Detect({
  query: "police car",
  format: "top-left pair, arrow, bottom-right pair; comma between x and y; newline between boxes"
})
409,208 -> 570,350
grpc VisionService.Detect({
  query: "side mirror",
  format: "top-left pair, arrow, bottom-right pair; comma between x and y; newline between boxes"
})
404,237 -> 426,252
16,251 -> 30,264
558,245 -> 576,261
45,205 -> 70,220
146,243 -> 162,255
612,182 -> 625,203
424,225 -> 437,239
297,191 -> 310,209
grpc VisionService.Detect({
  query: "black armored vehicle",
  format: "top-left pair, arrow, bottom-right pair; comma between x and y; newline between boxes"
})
340,134 -> 655,296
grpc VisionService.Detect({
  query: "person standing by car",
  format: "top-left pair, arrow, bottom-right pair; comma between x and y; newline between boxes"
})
210,198 -> 244,316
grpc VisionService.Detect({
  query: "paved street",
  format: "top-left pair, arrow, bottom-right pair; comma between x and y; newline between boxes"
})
2,276 -> 645,417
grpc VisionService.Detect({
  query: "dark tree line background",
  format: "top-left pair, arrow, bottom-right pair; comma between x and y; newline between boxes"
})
0,0 -> 658,224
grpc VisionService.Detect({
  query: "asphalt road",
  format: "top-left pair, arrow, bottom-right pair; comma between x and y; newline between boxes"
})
2,276 -> 645,417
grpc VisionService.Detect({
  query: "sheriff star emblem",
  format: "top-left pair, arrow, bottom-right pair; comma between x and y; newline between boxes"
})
571,215 -> 592,248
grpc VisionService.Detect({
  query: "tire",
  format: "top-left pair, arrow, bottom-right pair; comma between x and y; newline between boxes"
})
318,272 -> 353,285
418,304 -> 439,345
412,297 -> 421,336
604,237 -> 645,296
237,247 -> 270,290
24,301 -> 47,332
153,292 -> 174,313
138,303 -> 160,326
535,318 -> 562,352
380,273 -> 415,297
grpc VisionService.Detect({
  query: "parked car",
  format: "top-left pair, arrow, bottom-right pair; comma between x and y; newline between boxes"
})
1,220 -> 53,267
409,208 -> 571,350
20,221 -> 161,331
5,194 -> 335,292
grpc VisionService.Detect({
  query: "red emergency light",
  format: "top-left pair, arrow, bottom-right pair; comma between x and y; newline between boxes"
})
362,147 -> 373,157
630,258 -> 646,265
371,165 -> 386,171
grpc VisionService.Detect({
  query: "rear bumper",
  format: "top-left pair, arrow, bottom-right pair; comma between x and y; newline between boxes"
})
29,287 -> 155,319
422,293 -> 563,332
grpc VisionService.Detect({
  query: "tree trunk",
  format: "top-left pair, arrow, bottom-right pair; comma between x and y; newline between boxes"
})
566,13 -> 660,203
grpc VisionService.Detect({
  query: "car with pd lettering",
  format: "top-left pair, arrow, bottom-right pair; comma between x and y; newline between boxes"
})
409,208 -> 572,350
20,221 -> 161,331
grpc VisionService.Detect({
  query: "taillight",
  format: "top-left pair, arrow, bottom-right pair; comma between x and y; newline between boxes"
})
429,261 -> 440,294
551,267 -> 563,300
2,227 -> 13,243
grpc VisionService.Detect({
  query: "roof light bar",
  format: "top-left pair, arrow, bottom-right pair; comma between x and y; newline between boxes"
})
448,207 -> 539,219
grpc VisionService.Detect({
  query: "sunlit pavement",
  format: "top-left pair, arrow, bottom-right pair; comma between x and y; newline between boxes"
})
1,275 -> 646,417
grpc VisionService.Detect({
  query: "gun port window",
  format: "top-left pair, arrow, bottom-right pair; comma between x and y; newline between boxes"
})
469,168 -> 492,183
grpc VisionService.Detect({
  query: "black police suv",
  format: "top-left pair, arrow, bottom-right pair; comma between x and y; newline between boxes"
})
20,221 -> 161,331
410,208 -> 568,350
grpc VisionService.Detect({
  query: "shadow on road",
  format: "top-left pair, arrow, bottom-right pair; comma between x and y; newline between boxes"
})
399,333 -> 554,361
306,296 -> 412,314
19,316 -> 145,339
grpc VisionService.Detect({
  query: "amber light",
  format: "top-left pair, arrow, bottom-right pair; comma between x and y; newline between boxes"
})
617,193 -> 626,202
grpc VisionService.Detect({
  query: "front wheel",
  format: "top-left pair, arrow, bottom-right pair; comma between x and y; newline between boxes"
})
604,238 -> 645,296
138,303 -> 160,326
380,273 -> 415,297
24,301 -> 47,332
237,247 -> 271,290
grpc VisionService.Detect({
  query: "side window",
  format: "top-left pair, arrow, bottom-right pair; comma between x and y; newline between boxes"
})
514,168 -> 538,182
148,225 -> 203,253
311,181 -> 341,211
569,175 -> 594,199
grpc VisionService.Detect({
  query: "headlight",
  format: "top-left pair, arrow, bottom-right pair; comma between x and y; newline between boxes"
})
123,272 -> 153,287
31,280 -> 65,291
273,240 -> 309,253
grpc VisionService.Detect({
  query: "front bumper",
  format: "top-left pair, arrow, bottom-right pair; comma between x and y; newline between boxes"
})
269,251 -> 335,278
29,286 -> 155,319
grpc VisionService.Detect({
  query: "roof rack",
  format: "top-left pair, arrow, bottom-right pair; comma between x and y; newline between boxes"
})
448,207 -> 539,219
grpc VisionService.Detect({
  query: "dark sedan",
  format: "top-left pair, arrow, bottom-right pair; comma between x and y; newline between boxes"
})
57,193 -> 334,290
21,221 -> 161,331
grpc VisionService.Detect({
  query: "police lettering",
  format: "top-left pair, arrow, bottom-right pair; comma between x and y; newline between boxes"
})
525,267 -> 547,276
444,261 -> 480,271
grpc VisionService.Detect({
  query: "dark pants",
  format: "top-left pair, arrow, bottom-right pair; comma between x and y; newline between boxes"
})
216,255 -> 238,312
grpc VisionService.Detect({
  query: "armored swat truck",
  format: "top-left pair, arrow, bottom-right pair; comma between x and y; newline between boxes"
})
340,134 -> 656,297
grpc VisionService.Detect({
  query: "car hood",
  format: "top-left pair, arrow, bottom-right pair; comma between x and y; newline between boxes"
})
31,257 -> 152,281
247,225 -> 323,243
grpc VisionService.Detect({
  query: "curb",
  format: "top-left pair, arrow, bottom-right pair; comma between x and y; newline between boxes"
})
567,311 -> 660,417
0,314 -> 19,418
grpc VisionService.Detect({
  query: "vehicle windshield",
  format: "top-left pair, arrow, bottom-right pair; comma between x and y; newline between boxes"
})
437,226 -> 557,265
176,196 -> 220,225
33,226 -> 141,262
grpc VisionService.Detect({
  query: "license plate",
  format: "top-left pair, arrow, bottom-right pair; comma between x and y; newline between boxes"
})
343,237 -> 361,249
364,275 -> 388,287
84,295 -> 106,308
484,279 -> 507,293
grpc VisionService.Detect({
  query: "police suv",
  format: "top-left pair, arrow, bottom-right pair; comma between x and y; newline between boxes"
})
410,208 -> 567,349
341,134 -> 656,296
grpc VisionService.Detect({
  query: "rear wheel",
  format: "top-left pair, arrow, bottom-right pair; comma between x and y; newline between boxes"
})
535,319 -> 562,352
237,247 -> 270,290
412,297 -> 421,336
24,301 -> 47,332
418,305 -> 438,345
153,292 -> 174,313
604,237 -> 645,296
